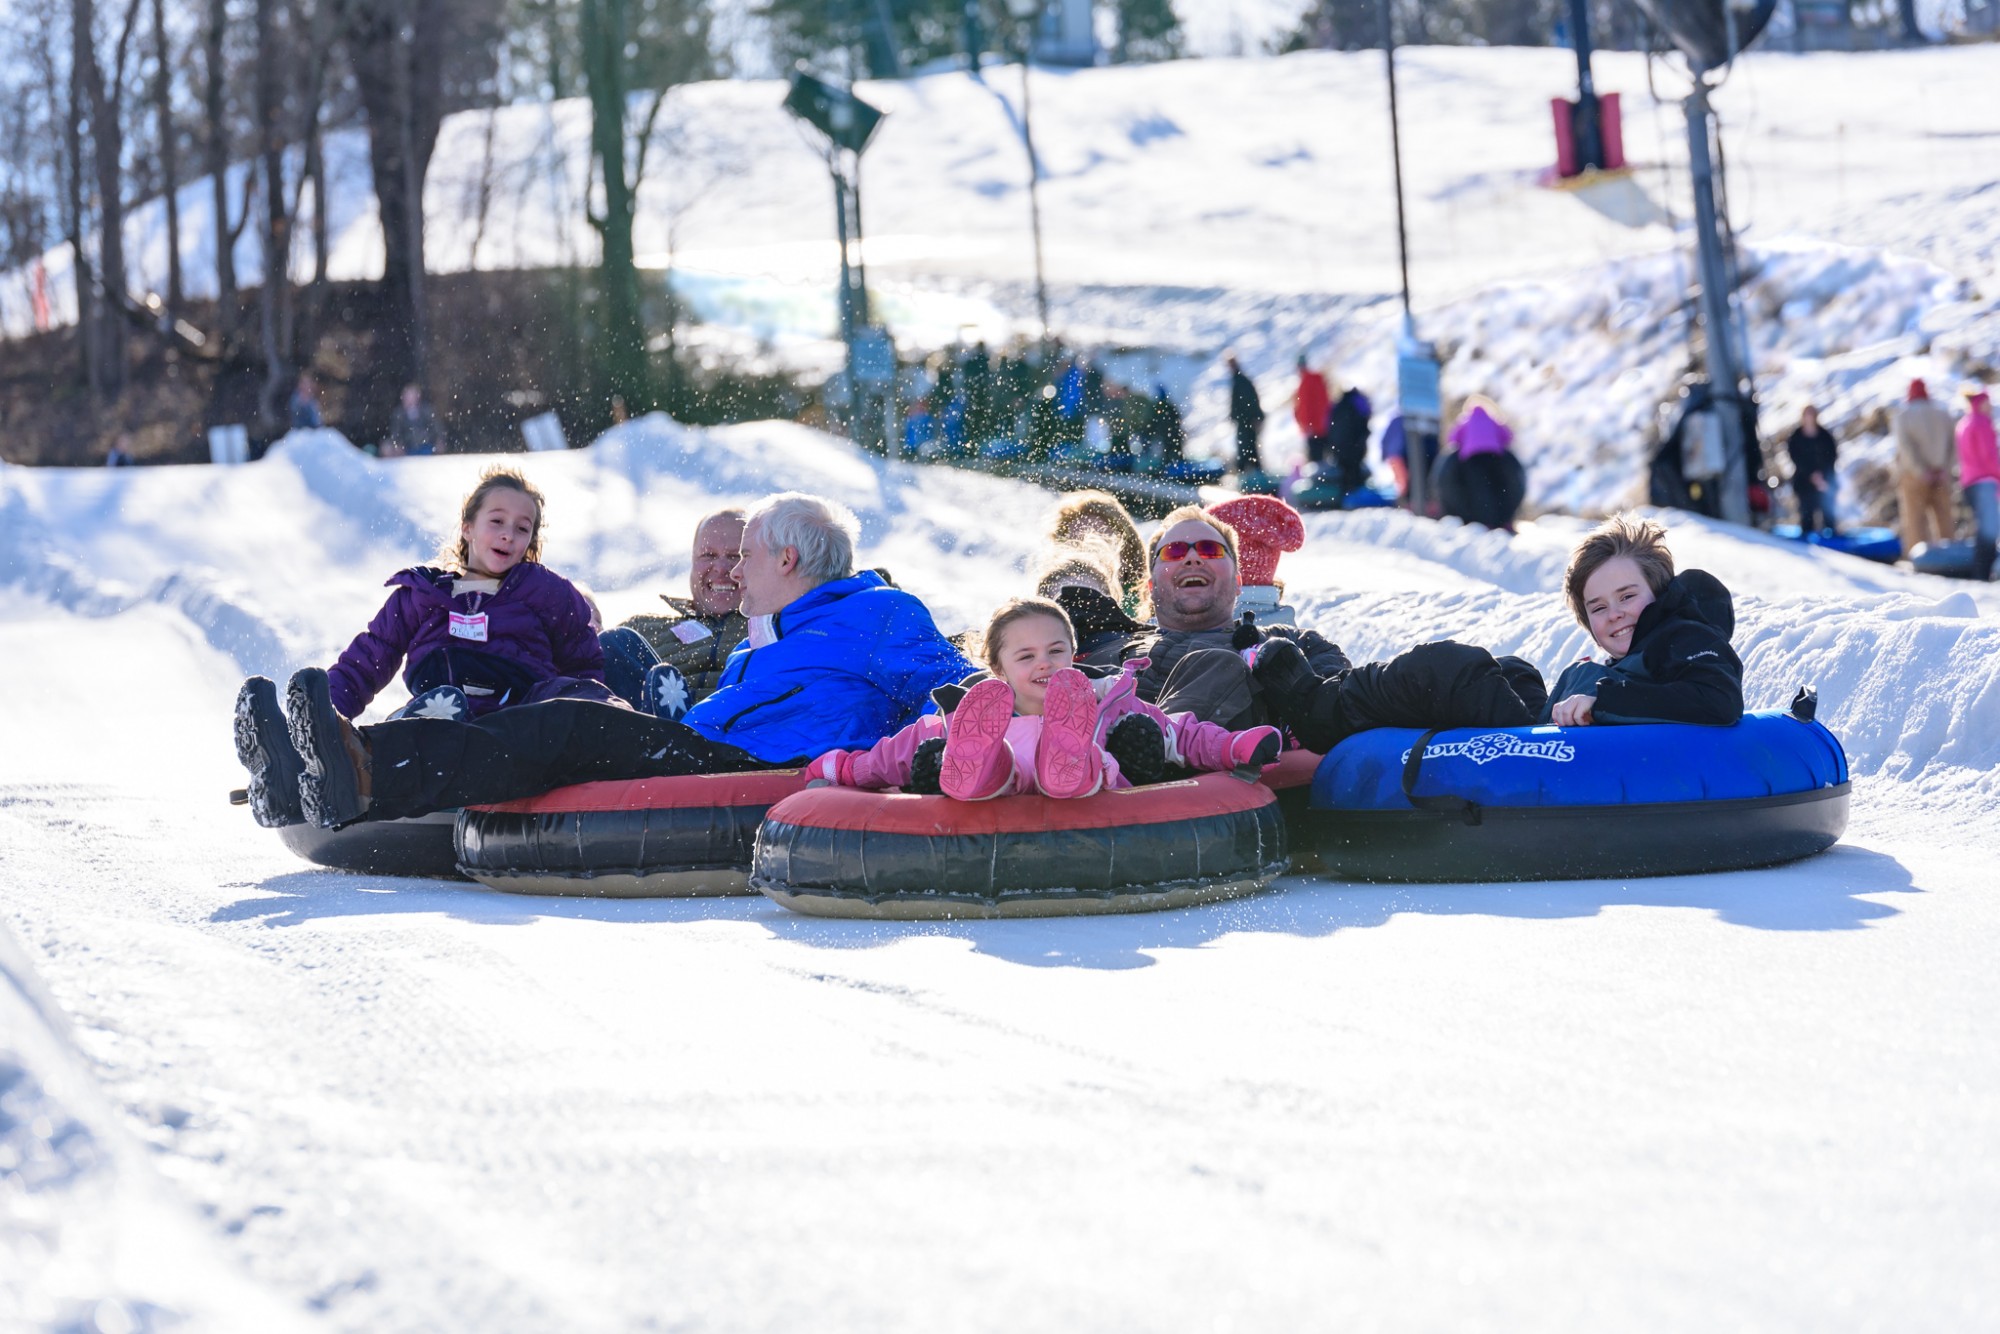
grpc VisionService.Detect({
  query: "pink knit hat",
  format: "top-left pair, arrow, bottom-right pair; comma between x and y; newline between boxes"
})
1208,495 -> 1305,589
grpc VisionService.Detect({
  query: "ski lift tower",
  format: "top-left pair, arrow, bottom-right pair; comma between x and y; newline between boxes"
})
1635,0 -> 1777,525
784,66 -> 892,451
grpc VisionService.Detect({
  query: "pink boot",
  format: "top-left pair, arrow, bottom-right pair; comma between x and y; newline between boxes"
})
941,678 -> 1018,801
1175,718 -> 1283,779
1035,669 -> 1105,799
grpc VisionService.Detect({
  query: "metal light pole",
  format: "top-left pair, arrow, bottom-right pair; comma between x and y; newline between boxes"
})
1566,0 -> 1605,171
1380,0 -> 1436,517
1008,0 -> 1052,347
1684,72 -> 1751,525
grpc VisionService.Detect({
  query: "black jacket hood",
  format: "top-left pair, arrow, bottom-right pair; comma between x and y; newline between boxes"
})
1631,568 -> 1734,648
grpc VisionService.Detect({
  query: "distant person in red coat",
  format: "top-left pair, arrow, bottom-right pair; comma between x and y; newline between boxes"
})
1293,356 -> 1331,466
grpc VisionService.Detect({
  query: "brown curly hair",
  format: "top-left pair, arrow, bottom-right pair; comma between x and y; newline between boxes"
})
444,467 -> 547,571
1049,491 -> 1146,608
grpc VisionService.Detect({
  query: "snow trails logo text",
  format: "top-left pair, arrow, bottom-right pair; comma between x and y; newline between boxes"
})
1399,733 -> 1578,766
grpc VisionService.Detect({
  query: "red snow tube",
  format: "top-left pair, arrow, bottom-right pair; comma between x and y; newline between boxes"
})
456,769 -> 808,897
750,772 -> 1289,919
1258,748 -> 1324,870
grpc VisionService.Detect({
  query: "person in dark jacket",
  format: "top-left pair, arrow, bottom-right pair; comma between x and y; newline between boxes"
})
1226,356 -> 1266,475
271,493 -> 976,831
1327,384 -> 1373,496
1786,405 -> 1839,536
1078,505 -> 1352,731
1542,514 -> 1743,727
600,508 -> 752,715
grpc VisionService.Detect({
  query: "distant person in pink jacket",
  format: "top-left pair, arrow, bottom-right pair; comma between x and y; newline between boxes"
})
1958,388 -> 1998,581
804,597 -> 1281,801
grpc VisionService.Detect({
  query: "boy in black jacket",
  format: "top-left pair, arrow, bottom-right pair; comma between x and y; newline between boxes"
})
1543,514 -> 1743,727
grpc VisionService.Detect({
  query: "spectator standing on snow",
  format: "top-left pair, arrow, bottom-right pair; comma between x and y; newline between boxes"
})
1327,382 -> 1373,496
388,384 -> 442,458
1380,413 -> 1438,514
1227,356 -> 1266,475
1292,357 -> 1331,466
105,433 -> 135,467
1785,405 -> 1839,535
1436,397 -> 1526,532
1957,388 -> 1998,582
1894,379 -> 1958,553
289,372 -> 324,430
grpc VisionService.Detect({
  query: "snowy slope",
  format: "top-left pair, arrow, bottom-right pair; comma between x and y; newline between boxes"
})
2,424 -> 1998,1330
4,47 -> 1997,513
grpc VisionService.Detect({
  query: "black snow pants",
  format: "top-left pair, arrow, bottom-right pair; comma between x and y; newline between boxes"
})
1273,641 -> 1547,754
362,699 -> 772,821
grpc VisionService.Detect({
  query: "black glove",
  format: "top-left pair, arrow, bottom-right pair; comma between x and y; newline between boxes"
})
1231,611 -> 1264,651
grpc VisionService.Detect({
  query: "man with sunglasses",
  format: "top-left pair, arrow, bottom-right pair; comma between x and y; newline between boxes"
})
1081,506 -> 1352,730
1086,505 -> 1544,752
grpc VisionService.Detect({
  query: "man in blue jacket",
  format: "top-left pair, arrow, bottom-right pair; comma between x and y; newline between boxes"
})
279,493 -> 973,829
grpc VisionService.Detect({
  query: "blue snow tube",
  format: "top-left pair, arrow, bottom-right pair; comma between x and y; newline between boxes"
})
1299,709 -> 1849,882
1772,524 -> 1902,564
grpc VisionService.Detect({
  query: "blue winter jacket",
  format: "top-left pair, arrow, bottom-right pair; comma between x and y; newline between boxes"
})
683,571 -> 974,762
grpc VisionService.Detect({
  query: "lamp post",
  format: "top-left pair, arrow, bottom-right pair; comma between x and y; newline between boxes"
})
1379,0 -> 1437,518
1007,0 -> 1052,347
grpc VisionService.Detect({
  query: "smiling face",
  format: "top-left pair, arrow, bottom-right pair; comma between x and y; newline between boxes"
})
1582,555 -> 1657,659
733,516 -> 798,618
460,487 -> 539,579
1149,519 -> 1241,632
991,613 -> 1075,717
689,514 -> 746,618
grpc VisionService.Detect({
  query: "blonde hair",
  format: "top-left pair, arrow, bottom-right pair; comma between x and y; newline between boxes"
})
1564,514 -> 1675,626
977,597 -> 1076,673
445,467 -> 546,571
1049,491 -> 1146,605
1033,538 -> 1120,601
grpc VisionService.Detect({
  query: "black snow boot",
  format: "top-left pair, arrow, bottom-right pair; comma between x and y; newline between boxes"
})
1104,713 -> 1169,786
906,736 -> 946,795
285,667 -> 372,829
234,676 -> 306,827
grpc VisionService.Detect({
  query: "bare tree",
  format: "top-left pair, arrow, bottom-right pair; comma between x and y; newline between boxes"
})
254,0 -> 292,423
205,0 -> 254,349
149,0 -> 181,314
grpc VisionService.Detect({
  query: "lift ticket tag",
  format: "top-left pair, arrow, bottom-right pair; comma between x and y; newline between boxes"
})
672,621 -> 712,644
449,612 -> 490,642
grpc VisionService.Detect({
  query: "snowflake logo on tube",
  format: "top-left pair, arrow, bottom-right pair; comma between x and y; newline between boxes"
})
1401,733 -> 1576,766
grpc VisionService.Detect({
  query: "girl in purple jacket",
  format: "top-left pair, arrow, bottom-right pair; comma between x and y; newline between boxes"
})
323,467 -> 613,722
236,468 -> 612,827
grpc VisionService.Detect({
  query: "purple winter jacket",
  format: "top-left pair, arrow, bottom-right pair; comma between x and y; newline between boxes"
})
328,562 -> 611,719
1449,405 -> 1514,458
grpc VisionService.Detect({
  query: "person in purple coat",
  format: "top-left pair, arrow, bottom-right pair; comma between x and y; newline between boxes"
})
233,467 -> 615,827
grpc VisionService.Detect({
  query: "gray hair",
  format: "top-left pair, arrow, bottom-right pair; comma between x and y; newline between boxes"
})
745,492 -> 857,584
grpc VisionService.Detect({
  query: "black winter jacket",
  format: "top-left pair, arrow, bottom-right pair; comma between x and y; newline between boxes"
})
1542,569 -> 1744,726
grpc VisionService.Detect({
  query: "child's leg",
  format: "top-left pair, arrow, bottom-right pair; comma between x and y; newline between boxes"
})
1171,714 -> 1282,776
941,678 -> 1020,801
1035,669 -> 1104,799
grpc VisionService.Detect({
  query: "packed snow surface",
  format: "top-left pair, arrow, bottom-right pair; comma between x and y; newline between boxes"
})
2,423 -> 1998,1330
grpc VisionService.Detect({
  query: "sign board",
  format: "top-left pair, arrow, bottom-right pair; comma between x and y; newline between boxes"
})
207,424 -> 249,466
1396,341 -> 1442,426
521,412 -> 567,453
851,327 -> 896,387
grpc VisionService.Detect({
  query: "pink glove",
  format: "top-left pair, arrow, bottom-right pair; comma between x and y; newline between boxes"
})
803,750 -> 857,787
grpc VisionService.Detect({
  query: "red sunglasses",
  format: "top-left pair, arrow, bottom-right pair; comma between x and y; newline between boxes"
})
1157,539 -> 1230,562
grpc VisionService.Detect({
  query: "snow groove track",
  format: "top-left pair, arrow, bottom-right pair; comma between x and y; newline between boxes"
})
3,426 -> 1999,1330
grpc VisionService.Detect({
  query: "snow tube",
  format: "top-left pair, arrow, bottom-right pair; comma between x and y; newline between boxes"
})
1299,709 -> 1848,883
1772,524 -> 1901,564
1259,748 -> 1326,870
751,772 -> 1288,919
1909,540 -> 1986,580
275,813 -> 466,879
456,769 -> 808,897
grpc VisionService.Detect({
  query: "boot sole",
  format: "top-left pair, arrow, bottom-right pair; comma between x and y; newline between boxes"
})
941,682 -> 1016,801
1036,672 -> 1103,800
1104,715 -> 1169,787
234,677 -> 305,827
286,668 -> 366,829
